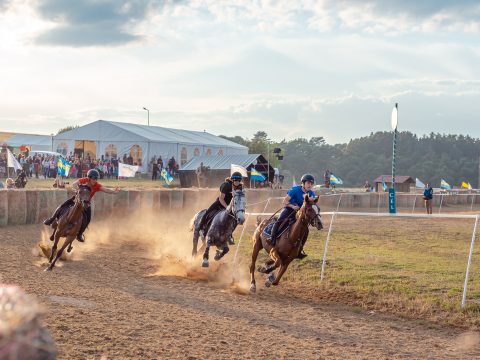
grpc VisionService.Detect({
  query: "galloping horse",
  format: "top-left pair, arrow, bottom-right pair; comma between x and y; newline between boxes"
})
249,195 -> 322,292
45,185 -> 91,271
190,189 -> 246,267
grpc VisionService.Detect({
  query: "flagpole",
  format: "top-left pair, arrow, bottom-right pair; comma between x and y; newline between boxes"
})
389,103 -> 399,214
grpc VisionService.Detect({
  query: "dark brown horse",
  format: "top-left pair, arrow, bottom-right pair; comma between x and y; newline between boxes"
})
249,195 -> 322,292
45,185 -> 91,271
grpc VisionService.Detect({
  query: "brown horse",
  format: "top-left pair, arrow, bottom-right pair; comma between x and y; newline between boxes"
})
45,185 -> 91,271
249,195 -> 323,293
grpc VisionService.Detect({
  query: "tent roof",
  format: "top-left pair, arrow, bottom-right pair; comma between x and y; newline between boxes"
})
54,120 -> 248,149
373,175 -> 414,184
180,154 -> 265,171
1,133 -> 52,147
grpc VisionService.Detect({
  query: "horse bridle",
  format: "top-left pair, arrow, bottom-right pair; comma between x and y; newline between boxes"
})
299,202 -> 321,226
228,190 -> 245,221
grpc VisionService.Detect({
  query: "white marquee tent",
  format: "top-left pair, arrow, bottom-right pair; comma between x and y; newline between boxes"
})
53,120 -> 248,172
0,132 -> 52,151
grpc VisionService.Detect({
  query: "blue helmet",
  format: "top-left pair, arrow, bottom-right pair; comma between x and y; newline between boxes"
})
301,174 -> 315,184
87,169 -> 100,179
231,172 -> 243,180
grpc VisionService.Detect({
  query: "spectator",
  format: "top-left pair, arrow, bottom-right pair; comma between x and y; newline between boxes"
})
0,179 -> 4,188
364,180 -> 371,192
423,182 -> 433,214
157,156 -> 163,171
6,178 -> 15,189
152,161 -> 159,181
324,169 -> 331,188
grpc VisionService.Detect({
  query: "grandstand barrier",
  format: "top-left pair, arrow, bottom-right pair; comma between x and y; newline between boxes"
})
1,189 -> 478,228
0,190 -> 7,226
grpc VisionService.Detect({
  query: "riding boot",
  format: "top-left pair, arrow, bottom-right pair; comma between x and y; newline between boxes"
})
76,208 -> 91,242
43,205 -> 64,225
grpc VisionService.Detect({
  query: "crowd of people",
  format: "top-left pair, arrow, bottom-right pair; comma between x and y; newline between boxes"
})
0,147 -> 180,189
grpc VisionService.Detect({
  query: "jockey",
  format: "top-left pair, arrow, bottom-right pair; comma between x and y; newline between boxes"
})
43,169 -> 120,242
198,171 -> 243,243
270,173 -> 316,259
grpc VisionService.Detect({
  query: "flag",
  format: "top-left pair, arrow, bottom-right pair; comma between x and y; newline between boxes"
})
250,168 -> 265,181
231,164 -> 248,178
461,181 -> 472,190
57,156 -> 71,177
382,177 -> 388,191
440,179 -> 451,190
329,173 -> 343,185
118,162 -> 139,177
416,178 -> 425,188
160,167 -> 174,186
6,148 -> 22,172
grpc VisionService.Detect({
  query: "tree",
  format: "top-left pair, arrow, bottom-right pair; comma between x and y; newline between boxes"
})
57,125 -> 79,135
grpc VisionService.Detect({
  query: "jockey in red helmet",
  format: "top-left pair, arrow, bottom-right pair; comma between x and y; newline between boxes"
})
43,169 -> 120,242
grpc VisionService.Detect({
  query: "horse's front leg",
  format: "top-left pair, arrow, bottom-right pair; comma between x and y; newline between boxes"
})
48,232 -> 61,264
201,237 -> 213,267
214,243 -> 229,261
272,258 -> 293,286
46,235 -> 72,271
249,235 -> 263,293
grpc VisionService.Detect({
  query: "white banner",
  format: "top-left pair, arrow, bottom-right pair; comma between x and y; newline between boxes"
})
7,148 -> 22,172
415,178 -> 425,188
118,162 -> 139,178
231,164 -> 248,177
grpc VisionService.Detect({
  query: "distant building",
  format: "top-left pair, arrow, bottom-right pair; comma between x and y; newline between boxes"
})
373,175 -> 415,193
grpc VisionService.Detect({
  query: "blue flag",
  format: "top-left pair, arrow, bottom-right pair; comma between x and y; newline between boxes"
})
160,167 -> 174,186
57,156 -> 71,177
382,177 -> 388,191
441,179 -> 451,190
329,173 -> 343,185
250,169 -> 265,181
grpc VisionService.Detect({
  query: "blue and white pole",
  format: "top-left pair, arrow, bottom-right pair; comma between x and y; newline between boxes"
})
389,103 -> 399,214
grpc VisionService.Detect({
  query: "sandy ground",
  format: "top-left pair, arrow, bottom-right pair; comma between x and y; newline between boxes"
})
1,221 -> 480,360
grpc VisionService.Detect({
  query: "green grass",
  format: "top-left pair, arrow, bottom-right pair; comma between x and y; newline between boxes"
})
237,215 -> 480,327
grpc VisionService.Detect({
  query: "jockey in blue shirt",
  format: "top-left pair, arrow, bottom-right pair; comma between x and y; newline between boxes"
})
270,173 -> 316,259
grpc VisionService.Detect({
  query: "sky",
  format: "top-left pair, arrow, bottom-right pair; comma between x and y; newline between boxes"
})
0,0 -> 479,144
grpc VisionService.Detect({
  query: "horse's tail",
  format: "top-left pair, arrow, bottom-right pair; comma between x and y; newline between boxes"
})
189,209 -> 206,232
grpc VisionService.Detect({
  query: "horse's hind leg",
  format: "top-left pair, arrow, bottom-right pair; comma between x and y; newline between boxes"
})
192,230 -> 200,257
249,235 -> 263,293
258,259 -> 275,273
201,237 -> 213,267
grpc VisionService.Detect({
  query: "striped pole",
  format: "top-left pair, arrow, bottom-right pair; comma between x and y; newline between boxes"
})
389,103 -> 398,214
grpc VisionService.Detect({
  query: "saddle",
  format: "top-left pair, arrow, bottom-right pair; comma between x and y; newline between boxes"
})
263,216 -> 296,239
57,205 -> 88,225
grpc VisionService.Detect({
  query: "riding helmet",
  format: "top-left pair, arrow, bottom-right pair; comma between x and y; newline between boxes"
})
231,172 -> 243,180
87,169 -> 100,179
301,174 -> 315,184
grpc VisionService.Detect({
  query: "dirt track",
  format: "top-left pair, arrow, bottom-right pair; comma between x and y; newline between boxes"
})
1,222 -> 480,359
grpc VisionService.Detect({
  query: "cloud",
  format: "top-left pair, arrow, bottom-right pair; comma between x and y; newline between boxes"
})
34,0 -> 154,46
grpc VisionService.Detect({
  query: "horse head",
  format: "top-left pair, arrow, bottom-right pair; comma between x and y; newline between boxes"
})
76,185 -> 92,208
229,188 -> 246,225
301,194 -> 323,230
